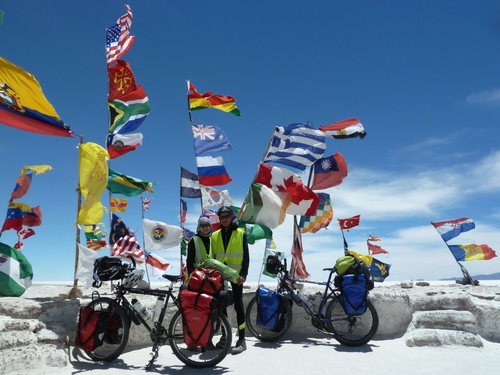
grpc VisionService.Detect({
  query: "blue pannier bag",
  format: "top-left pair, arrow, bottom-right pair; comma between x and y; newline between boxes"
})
256,286 -> 283,329
341,273 -> 368,315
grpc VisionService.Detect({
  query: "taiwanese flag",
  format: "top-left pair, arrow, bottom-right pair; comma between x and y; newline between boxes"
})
310,153 -> 348,190
338,215 -> 360,230
180,199 -> 187,223
196,156 -> 232,186
319,118 -> 366,140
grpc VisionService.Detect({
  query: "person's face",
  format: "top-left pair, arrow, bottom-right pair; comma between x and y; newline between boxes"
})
199,223 -> 211,234
218,213 -> 232,228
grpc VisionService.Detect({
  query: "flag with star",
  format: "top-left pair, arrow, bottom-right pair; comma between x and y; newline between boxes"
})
192,124 -> 233,155
310,153 -> 348,190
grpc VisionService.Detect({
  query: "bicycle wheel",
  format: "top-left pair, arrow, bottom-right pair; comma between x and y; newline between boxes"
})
168,309 -> 232,368
83,297 -> 130,362
245,295 -> 293,342
324,296 -> 378,346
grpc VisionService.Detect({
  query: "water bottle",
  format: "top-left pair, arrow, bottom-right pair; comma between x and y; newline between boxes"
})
152,297 -> 164,323
297,290 -> 312,309
132,298 -> 151,320
312,292 -> 322,313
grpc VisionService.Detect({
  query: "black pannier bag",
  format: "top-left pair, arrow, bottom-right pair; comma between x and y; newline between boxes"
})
265,255 -> 282,275
92,256 -> 129,288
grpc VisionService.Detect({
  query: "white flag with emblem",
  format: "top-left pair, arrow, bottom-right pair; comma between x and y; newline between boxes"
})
143,218 -> 183,250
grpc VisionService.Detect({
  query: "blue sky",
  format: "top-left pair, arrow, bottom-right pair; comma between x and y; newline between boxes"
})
1,1 -> 499,283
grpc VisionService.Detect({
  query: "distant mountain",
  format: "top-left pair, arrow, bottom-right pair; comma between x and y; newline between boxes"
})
440,272 -> 500,281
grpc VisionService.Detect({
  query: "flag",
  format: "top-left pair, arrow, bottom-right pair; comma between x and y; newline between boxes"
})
188,81 -> 241,116
77,143 -> 109,224
182,226 -> 196,242
19,165 -> 52,175
108,85 -> 150,135
263,123 -> 326,171
17,227 -> 35,241
109,213 -> 130,246
349,250 -> 391,282
0,10 -> 4,25
107,169 -> 155,197
447,244 -> 497,262
266,238 -> 277,249
239,183 -> 285,229
143,219 -> 183,250
246,224 -> 273,245
299,193 -> 333,233
202,208 -> 220,231
368,242 -> 388,255
0,242 -> 33,297
291,217 -> 309,279
200,184 -> 233,207
1,202 -> 25,232
431,218 -> 475,242
144,251 -> 172,281
111,235 -> 144,264
310,153 -> 348,190
262,248 -> 284,278
368,235 -> 381,241
110,198 -> 128,213
107,133 -> 143,159
196,156 -> 232,186
142,198 -> 151,214
75,243 -> 100,286
108,60 -> 138,101
255,163 -> 320,216
10,170 -> 33,201
192,125 -> 233,155
0,57 -> 71,137
180,167 -> 201,198
180,199 -> 187,223
21,205 -> 42,227
84,224 -> 102,242
319,118 -> 367,140
106,4 -> 135,66
338,215 -> 360,230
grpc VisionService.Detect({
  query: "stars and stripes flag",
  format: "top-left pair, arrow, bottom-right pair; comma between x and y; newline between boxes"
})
111,235 -> 144,263
142,198 -> 151,214
106,4 -> 135,66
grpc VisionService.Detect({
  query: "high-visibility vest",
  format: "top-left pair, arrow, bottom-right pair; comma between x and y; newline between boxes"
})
192,235 -> 210,267
211,228 -> 245,273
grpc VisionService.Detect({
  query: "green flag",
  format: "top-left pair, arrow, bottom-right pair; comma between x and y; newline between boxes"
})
107,169 -> 155,197
246,224 -> 273,245
0,11 -> 5,25
0,242 -> 33,296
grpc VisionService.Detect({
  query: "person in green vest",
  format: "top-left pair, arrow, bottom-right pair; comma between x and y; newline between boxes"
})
211,206 -> 249,355
186,216 -> 212,276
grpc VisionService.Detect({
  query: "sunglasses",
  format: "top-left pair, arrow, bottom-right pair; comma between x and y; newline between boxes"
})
219,215 -> 232,220
199,224 -> 211,228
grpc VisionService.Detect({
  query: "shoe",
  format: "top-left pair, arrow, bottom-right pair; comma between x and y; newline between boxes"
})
215,336 -> 226,349
231,339 -> 246,355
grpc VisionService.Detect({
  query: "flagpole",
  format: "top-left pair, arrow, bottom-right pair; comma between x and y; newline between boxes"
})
187,80 -> 194,125
179,166 -> 184,279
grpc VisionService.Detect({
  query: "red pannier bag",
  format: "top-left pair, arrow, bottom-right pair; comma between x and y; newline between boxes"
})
180,289 -> 216,347
188,268 -> 223,296
75,306 -> 107,351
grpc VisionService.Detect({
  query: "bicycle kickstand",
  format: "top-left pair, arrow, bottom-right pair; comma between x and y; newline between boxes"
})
145,342 -> 161,371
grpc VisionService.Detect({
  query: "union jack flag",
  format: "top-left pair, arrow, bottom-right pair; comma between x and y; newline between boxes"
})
192,125 -> 216,140
106,4 -> 135,66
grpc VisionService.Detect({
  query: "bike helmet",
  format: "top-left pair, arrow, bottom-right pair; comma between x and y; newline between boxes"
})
123,268 -> 145,288
217,206 -> 233,216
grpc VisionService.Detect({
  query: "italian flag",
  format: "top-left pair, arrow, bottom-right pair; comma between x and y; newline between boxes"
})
239,183 -> 285,229
0,242 -> 33,297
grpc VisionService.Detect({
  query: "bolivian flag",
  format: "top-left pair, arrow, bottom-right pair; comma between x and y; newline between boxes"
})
187,81 -> 241,116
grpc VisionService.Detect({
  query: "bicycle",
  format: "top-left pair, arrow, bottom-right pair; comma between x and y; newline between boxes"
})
246,256 -> 379,346
80,260 -> 233,369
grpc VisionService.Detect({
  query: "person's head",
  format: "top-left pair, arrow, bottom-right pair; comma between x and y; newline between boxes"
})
198,216 -> 211,234
217,206 -> 233,228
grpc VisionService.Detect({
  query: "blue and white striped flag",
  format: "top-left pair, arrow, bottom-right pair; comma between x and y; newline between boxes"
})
263,123 -> 326,171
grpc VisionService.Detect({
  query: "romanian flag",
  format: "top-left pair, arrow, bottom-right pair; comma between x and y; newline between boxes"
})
188,81 -> 241,116
110,198 -> 128,213
0,57 -> 71,137
447,244 -> 497,262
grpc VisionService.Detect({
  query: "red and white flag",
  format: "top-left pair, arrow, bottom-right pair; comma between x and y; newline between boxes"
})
291,217 -> 310,279
144,251 -> 172,281
368,242 -> 388,255
142,198 -> 151,214
111,235 -> 144,263
338,215 -> 360,230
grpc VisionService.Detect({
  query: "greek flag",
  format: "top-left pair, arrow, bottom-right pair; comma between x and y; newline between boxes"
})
263,123 -> 326,171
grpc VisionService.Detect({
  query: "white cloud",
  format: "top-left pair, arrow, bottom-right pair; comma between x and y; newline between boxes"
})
466,88 -> 500,105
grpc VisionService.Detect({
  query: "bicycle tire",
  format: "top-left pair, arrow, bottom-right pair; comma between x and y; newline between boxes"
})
324,296 -> 378,346
168,309 -> 232,368
82,297 -> 131,362
245,295 -> 293,342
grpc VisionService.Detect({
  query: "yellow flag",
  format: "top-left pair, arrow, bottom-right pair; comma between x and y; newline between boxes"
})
20,164 -> 52,175
77,143 -> 109,224
110,197 -> 128,212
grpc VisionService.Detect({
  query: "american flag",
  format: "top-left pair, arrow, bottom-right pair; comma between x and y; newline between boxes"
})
142,198 -> 151,214
106,4 -> 135,66
111,235 -> 144,263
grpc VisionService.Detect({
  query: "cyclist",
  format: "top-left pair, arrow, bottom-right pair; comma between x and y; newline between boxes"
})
186,215 -> 212,279
210,206 -> 249,355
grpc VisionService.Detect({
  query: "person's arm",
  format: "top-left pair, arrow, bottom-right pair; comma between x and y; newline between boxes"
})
240,232 -> 250,280
186,238 -> 196,274
200,258 -> 241,284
